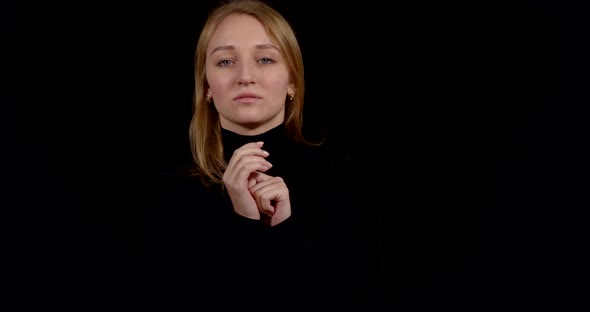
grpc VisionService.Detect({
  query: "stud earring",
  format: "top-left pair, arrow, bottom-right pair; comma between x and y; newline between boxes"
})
206,94 -> 212,103
288,92 -> 294,101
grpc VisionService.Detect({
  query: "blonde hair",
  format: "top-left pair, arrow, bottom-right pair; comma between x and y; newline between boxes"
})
189,0 -> 317,187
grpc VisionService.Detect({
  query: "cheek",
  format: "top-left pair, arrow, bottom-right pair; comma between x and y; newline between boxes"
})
205,64 -> 226,83
265,73 -> 291,91
206,74 -> 229,95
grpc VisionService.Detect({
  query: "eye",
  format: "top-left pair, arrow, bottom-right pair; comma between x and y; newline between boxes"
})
259,57 -> 275,65
217,59 -> 234,67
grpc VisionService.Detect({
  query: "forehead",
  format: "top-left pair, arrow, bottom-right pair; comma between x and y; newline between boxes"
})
208,13 -> 274,51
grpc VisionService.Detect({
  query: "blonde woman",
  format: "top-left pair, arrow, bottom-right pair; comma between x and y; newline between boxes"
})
144,1 -> 382,310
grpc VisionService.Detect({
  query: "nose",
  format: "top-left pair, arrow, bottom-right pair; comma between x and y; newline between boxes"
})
237,61 -> 255,85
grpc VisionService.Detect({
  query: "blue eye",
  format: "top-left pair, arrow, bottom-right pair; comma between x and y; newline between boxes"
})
259,58 -> 274,64
217,59 -> 233,66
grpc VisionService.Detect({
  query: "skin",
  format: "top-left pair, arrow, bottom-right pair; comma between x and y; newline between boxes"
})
205,13 -> 294,135
206,13 -> 293,226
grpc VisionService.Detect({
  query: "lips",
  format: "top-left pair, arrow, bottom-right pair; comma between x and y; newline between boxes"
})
233,93 -> 261,100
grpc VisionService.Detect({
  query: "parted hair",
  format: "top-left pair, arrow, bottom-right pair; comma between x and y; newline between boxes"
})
189,0 -> 318,187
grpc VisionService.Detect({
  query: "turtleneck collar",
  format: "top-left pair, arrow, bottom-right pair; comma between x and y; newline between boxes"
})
221,124 -> 288,162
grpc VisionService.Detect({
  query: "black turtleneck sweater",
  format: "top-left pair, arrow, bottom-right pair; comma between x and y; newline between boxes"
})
142,124 -> 383,311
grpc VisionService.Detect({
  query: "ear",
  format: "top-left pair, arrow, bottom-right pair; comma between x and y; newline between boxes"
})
287,83 -> 295,95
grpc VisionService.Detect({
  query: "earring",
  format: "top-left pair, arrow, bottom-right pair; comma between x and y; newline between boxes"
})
206,94 -> 212,103
288,92 -> 294,101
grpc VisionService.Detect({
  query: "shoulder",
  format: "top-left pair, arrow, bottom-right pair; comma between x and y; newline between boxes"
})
292,140 -> 366,177
146,165 -> 219,215
153,165 -> 207,193
287,141 -> 376,203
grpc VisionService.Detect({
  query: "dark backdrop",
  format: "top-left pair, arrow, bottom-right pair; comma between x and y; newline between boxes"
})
4,0 -> 588,311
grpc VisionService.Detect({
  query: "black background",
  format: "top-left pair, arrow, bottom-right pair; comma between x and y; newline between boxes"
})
4,0 -> 589,310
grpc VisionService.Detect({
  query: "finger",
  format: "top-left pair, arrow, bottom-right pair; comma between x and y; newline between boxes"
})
249,171 -> 272,184
247,171 -> 272,188
260,198 -> 275,216
226,141 -> 269,169
224,156 -> 272,186
255,189 -> 275,216
235,158 -> 272,180
247,174 -> 257,189
224,143 -> 271,178
249,176 -> 284,194
250,178 -> 288,215
270,200 -> 291,226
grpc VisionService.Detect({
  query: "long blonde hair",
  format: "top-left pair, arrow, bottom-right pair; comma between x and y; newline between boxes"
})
189,0 -> 316,187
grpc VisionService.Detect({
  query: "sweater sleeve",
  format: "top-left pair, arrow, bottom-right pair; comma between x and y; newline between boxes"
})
229,211 -> 301,267
296,148 -> 385,308
224,211 -> 306,309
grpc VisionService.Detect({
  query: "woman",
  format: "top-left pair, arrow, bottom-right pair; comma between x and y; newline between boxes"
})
144,1 -> 383,310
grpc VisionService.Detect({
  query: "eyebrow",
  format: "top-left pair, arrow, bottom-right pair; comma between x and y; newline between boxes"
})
210,44 -> 278,55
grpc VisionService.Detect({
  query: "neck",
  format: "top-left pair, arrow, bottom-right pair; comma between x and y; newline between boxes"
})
221,123 -> 286,162
219,118 -> 284,136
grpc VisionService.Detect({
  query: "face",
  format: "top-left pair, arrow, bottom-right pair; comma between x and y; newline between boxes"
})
205,13 -> 293,135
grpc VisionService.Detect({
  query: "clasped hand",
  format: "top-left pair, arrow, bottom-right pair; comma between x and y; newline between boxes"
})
222,141 -> 291,226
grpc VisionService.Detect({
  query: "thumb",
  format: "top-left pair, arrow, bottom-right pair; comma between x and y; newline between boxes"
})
247,176 -> 257,189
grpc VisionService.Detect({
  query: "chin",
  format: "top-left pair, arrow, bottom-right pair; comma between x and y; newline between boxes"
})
236,116 -> 266,126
